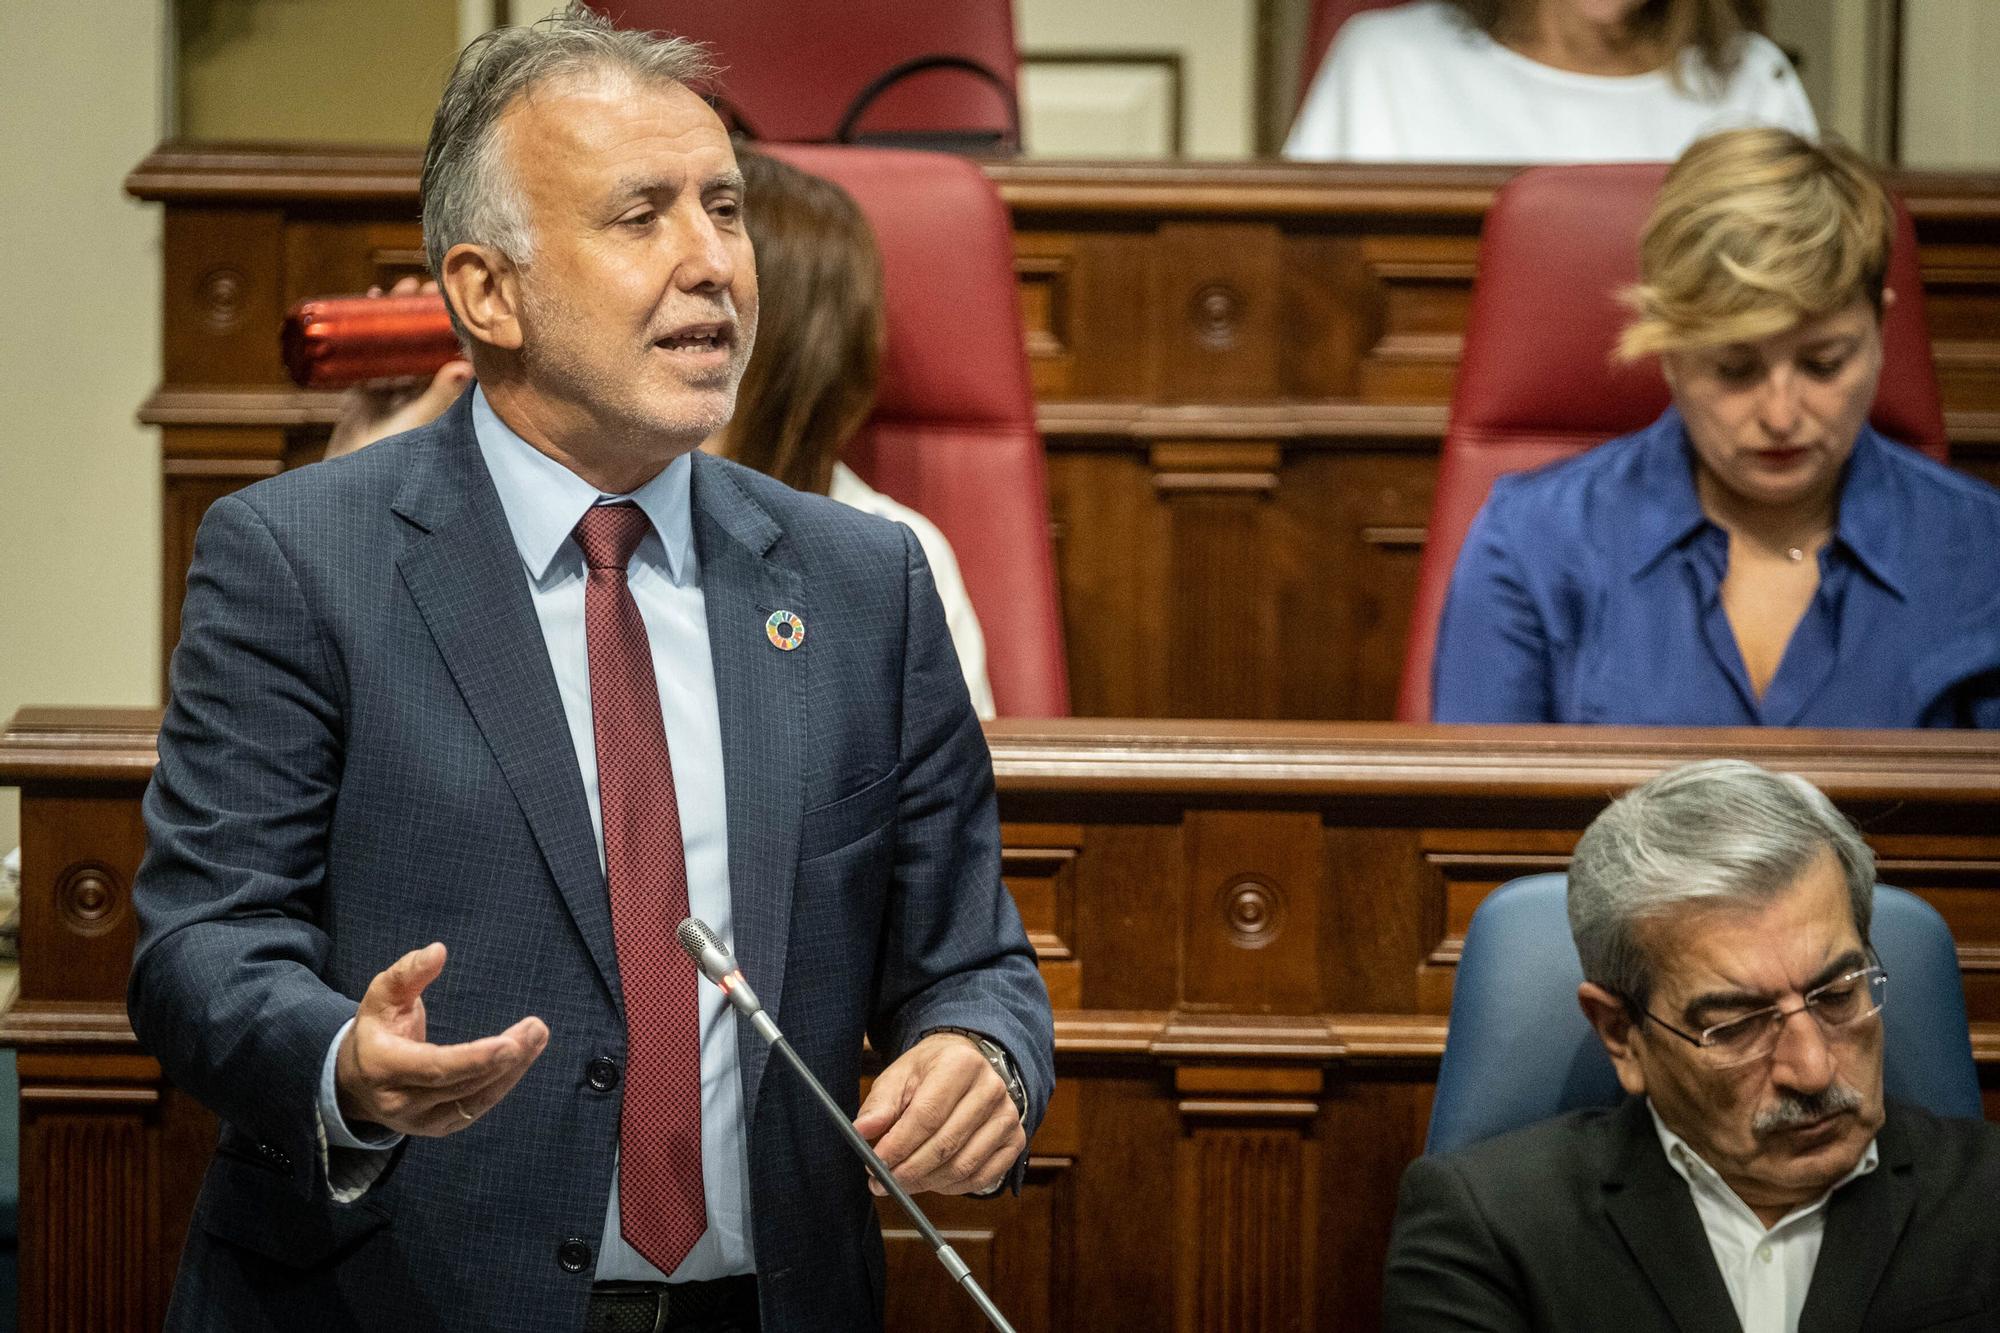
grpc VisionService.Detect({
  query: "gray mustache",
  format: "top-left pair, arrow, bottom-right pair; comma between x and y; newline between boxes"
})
1753,1082 -> 1862,1134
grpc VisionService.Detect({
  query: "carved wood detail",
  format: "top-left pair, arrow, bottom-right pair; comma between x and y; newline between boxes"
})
22,1111 -> 155,1332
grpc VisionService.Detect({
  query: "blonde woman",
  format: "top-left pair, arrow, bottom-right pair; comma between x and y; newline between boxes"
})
1432,128 -> 2000,726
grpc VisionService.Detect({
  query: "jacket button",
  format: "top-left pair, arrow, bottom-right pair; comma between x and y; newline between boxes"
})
556,1238 -> 592,1273
586,1057 -> 621,1092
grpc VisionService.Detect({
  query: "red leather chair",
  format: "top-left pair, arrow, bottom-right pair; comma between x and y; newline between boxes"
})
1396,162 -> 1948,722
762,144 -> 1069,717
589,1 -> 1020,151
1293,0 -> 1407,123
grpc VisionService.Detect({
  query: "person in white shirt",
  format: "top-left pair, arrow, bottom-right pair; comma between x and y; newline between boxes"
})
1386,760 -> 2000,1331
1286,0 -> 1816,162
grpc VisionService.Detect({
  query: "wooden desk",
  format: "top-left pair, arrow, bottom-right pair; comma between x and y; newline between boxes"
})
124,150 -> 2000,721
5,710 -> 1997,1330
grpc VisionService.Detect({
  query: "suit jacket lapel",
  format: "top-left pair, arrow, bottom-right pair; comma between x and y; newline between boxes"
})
1798,1115 -> 1917,1333
391,396 -> 622,1004
691,453 -> 806,1119
1601,1098 -> 1745,1333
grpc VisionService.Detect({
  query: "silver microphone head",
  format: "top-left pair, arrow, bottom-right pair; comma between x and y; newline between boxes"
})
676,917 -> 736,982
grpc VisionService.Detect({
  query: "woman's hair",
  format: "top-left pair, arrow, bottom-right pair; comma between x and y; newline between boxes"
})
717,151 -> 886,496
1443,0 -> 1767,85
1617,127 -> 1894,360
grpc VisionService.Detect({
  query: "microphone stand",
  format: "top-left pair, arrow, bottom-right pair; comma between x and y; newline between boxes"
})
678,920 -> 1018,1333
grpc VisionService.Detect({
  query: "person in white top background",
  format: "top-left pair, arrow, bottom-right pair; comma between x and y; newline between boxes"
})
1286,0 -> 1816,162
328,148 -> 997,720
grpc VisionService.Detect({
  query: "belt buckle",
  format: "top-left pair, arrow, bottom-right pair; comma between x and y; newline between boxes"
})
651,1285 -> 669,1333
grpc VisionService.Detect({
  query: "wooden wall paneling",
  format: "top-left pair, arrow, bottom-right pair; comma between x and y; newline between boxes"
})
1277,231 -> 1377,400
1040,449 -> 1171,718
13,713 -> 2000,1329
1003,826 -> 1087,1011
1273,447 -> 1435,720
1154,442 -> 1286,718
161,207 -> 288,386
1182,810 -> 1324,1013
1313,1073 -> 1435,1332
1174,1098 -> 1319,1332
281,215 -> 427,304
1014,226 -> 1156,401
1056,819 -> 1183,1012
128,153 -> 2000,722
1350,234 -> 1480,403
1150,222 -> 1284,402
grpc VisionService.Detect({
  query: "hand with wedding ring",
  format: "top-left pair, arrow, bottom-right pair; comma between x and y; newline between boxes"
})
335,942 -> 548,1137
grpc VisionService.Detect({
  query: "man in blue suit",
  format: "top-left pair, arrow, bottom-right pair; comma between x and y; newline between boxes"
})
127,11 -> 1052,1331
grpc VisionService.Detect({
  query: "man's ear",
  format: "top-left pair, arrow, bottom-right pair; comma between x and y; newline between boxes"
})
1579,982 -> 1648,1097
440,242 -> 524,352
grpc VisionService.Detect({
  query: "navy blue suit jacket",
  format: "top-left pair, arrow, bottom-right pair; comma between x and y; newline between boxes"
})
129,394 -> 1053,1331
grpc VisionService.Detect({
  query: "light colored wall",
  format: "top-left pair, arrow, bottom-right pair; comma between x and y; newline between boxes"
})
0,2 -> 167,854
1900,0 -> 2000,169
1018,0 -> 1256,157
178,0 -> 459,144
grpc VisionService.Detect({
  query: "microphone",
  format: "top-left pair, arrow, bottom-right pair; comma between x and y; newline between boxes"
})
675,918 -> 1018,1333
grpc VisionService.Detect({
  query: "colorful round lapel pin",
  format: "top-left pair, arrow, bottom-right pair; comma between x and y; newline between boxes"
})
766,610 -> 805,651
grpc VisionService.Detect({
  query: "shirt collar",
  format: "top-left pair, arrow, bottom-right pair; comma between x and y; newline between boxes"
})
1627,408 -> 1712,578
1648,1099 -> 1879,1228
470,385 -> 695,585
1828,426 -> 1910,599
1626,411 -> 1910,599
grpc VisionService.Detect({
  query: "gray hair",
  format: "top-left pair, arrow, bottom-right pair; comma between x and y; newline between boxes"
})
420,3 -> 716,341
1568,759 -> 1875,1011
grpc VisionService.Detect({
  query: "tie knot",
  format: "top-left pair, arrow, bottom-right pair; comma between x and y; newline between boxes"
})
574,503 -> 652,572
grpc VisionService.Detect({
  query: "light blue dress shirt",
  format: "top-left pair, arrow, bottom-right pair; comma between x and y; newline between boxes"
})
317,386 -> 754,1281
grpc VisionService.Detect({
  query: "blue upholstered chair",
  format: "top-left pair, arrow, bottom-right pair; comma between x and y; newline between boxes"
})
1426,874 -> 1980,1155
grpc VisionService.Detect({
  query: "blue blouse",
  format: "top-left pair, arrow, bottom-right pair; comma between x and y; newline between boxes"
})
1432,409 -> 2000,727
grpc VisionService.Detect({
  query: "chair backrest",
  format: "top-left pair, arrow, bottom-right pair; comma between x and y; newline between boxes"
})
1396,162 -> 1949,722
590,1 -> 1021,151
762,144 -> 1070,718
1426,873 -> 1981,1156
1294,0 -> 1408,121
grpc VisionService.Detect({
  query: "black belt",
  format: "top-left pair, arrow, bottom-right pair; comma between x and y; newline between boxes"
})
584,1275 -> 758,1332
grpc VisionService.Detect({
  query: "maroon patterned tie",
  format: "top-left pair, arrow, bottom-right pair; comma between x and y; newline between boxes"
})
574,503 -> 706,1274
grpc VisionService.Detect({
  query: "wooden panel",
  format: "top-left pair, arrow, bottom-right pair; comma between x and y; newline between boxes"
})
125,151 -> 2000,723
13,713 -> 2000,1331
161,207 -> 287,386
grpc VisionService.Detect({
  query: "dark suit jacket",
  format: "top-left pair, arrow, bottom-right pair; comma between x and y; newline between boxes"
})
128,395 -> 1054,1332
1385,1096 -> 2000,1332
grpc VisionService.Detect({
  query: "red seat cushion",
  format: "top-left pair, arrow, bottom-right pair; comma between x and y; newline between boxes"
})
1397,162 -> 1948,722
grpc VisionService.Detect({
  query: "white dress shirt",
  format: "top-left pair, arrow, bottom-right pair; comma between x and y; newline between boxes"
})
316,386 -> 754,1281
1650,1103 -> 1878,1333
1285,1 -> 1817,163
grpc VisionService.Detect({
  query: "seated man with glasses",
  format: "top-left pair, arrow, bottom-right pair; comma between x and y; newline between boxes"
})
1385,759 -> 2000,1332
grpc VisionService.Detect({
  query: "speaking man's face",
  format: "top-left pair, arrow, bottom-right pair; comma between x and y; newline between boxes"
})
1615,851 -> 1886,1216
495,72 -> 759,462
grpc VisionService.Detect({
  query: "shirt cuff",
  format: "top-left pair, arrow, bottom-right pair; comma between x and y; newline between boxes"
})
318,1017 -> 402,1201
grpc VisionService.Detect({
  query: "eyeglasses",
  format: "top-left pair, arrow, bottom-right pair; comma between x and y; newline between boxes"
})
1628,965 -> 1888,1069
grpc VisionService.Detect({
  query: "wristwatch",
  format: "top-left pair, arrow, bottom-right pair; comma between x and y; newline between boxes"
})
927,1026 -> 1028,1123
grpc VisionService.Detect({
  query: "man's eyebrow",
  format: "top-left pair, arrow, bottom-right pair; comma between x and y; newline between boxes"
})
705,168 -> 746,195
1681,948 -> 1871,1023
